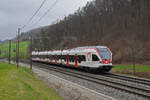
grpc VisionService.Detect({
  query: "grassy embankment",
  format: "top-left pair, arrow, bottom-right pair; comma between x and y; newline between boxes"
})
0,41 -> 29,59
0,62 -> 63,100
111,65 -> 150,78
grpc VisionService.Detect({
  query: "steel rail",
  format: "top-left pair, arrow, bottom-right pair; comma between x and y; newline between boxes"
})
105,73 -> 150,86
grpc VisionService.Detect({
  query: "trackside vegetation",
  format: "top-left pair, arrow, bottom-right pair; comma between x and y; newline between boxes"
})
0,62 -> 63,100
0,41 -> 29,59
111,65 -> 150,79
113,65 -> 150,72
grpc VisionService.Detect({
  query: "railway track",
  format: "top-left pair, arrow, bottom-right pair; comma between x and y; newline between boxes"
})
105,73 -> 150,86
30,62 -> 150,99
20,60 -> 150,86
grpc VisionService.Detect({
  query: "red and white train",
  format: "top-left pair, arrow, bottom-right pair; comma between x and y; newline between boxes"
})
32,46 -> 113,72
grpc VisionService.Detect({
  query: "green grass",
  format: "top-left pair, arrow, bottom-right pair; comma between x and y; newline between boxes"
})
0,41 -> 29,59
0,62 -> 63,100
112,65 -> 150,72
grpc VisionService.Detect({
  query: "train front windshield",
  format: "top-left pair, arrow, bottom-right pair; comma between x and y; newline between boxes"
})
97,48 -> 111,60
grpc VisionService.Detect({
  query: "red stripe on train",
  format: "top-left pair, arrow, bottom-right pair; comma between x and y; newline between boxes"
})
66,55 -> 69,66
74,56 -> 78,68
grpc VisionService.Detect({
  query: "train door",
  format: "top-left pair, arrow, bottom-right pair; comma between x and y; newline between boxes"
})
42,55 -> 44,62
92,54 -> 100,66
74,54 -> 78,68
66,54 -> 70,66
86,52 -> 92,66
61,55 -> 65,65
55,55 -> 57,64
50,55 -> 53,63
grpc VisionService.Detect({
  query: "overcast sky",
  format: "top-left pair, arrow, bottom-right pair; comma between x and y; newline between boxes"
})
0,0 -> 93,41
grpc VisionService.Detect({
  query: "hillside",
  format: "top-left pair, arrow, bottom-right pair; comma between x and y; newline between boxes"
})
19,0 -> 150,64
12,26 -> 49,41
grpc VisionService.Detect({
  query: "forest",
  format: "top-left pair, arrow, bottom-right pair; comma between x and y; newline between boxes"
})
32,0 -> 150,64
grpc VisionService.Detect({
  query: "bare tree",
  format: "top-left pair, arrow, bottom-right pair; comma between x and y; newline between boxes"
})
125,37 -> 143,74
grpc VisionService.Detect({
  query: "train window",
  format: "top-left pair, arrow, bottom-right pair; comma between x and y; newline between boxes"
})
43,55 -> 46,58
68,55 -> 71,62
70,55 -> 74,62
69,55 -> 71,62
57,55 -> 60,60
72,55 -> 75,62
61,55 -> 64,59
58,55 -> 61,59
78,55 -> 86,63
79,56 -> 81,63
52,55 -> 55,60
61,55 -> 66,61
56,55 -> 61,60
92,54 -> 99,61
65,55 -> 67,61
81,55 -> 86,61
45,55 -> 47,58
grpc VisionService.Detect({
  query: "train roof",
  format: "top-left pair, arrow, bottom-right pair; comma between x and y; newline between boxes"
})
74,46 -> 107,50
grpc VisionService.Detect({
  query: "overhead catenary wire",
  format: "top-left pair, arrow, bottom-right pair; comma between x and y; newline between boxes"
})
21,0 -> 47,30
31,0 -> 58,27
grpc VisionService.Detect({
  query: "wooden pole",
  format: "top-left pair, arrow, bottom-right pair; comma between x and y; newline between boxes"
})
8,40 -> 11,64
30,36 -> 32,69
17,28 -> 20,68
